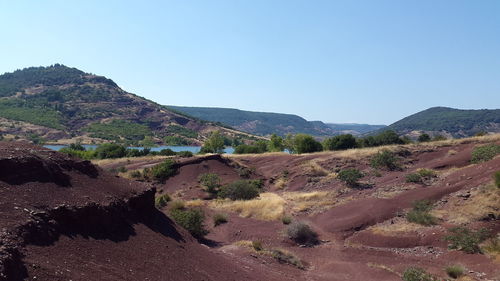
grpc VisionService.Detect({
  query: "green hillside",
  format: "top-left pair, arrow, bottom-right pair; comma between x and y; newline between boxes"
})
386,107 -> 500,137
0,65 -> 253,145
167,106 -> 384,136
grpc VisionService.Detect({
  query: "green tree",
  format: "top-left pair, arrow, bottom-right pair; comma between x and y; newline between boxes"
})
323,134 -> 357,151
268,134 -> 284,152
201,131 -> 225,153
140,136 -> 156,148
199,173 -> 221,196
417,133 -> 431,142
292,134 -> 323,154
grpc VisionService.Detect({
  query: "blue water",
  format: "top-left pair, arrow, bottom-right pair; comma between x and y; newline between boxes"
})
44,144 -> 235,154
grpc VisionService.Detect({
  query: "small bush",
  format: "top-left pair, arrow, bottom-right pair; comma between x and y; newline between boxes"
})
494,171 -> 500,188
219,180 -> 261,200
406,173 -> 422,183
444,226 -> 490,254
252,240 -> 263,251
129,170 -> 142,179
199,173 -> 221,196
170,208 -> 207,238
417,133 -> 431,142
471,144 -> 500,163
145,159 -> 177,182
445,265 -> 464,279
213,213 -> 228,226
282,216 -> 292,225
177,150 -> 193,158
117,166 -> 127,173
370,149 -> 399,170
286,221 -> 318,246
337,168 -> 364,186
159,148 -> 177,156
406,200 -> 437,226
270,249 -> 304,269
237,166 -> 253,178
155,194 -> 171,209
402,267 -> 436,281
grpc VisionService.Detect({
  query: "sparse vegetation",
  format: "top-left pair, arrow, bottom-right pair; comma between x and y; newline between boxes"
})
445,265 -> 464,279
155,194 -> 171,209
170,208 -> 207,238
444,226 -> 490,254
213,213 -> 228,226
494,171 -> 500,188
199,173 -> 221,196
252,240 -> 263,251
337,168 -> 364,187
86,119 -> 152,141
371,149 -> 399,170
218,180 -> 261,200
402,267 -> 436,281
281,215 -> 292,225
270,249 -> 305,269
405,169 -> 437,184
286,221 -> 318,246
143,159 -> 177,182
471,144 -> 500,163
406,200 -> 437,226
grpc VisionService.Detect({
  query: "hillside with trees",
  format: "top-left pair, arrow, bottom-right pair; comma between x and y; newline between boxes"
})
167,106 -> 385,136
385,107 -> 500,137
0,65 -> 255,145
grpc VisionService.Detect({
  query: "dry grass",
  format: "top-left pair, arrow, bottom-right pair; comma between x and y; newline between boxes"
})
367,263 -> 400,277
368,217 -> 426,235
209,193 -> 286,220
274,177 -> 288,189
431,184 -> 500,224
91,155 -> 168,166
185,199 -> 205,208
282,191 -> 346,214
303,160 -> 330,177
481,235 -> 500,263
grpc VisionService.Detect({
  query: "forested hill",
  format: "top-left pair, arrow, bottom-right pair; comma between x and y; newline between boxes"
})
386,107 -> 500,137
0,64 -> 253,145
166,106 -> 385,136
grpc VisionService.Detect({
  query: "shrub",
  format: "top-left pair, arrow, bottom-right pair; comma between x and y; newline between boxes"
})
170,208 -> 207,238
237,166 -> 253,178
252,240 -> 263,251
405,173 -> 422,183
471,144 -> 500,163
444,227 -> 490,254
177,150 -> 193,158
200,131 -> 225,154
406,200 -> 437,226
402,267 -> 436,281
268,134 -> 284,152
270,249 -> 304,269
323,134 -> 357,151
129,170 -> 142,179
337,168 -> 364,186
360,130 -> 404,147
494,171 -> 500,188
199,173 -> 221,196
219,180 -> 261,200
292,134 -> 323,154
417,133 -> 431,142
370,149 -> 399,170
282,216 -> 292,225
117,166 -> 127,173
159,148 -> 177,156
445,265 -> 464,279
155,194 -> 171,209
286,221 -> 318,246
432,135 -> 447,141
145,159 -> 177,182
94,143 -> 127,159
213,213 -> 228,226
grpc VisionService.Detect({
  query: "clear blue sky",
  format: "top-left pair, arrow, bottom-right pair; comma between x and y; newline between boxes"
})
1,0 -> 499,124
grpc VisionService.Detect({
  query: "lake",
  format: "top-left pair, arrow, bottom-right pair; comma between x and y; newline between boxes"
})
44,144 -> 235,154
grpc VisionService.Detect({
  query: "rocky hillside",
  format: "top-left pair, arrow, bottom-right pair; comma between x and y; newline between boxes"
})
386,107 -> 500,138
167,106 -> 384,136
0,65 -> 254,145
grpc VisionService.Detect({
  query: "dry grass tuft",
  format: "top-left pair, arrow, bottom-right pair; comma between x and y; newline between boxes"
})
185,199 -> 205,208
431,184 -> 500,224
368,217 -> 426,235
210,193 -> 286,220
283,191 -> 340,213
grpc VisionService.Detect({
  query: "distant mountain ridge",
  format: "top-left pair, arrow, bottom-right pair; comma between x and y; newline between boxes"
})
385,106 -> 500,137
0,65 -> 254,145
166,106 -> 385,136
